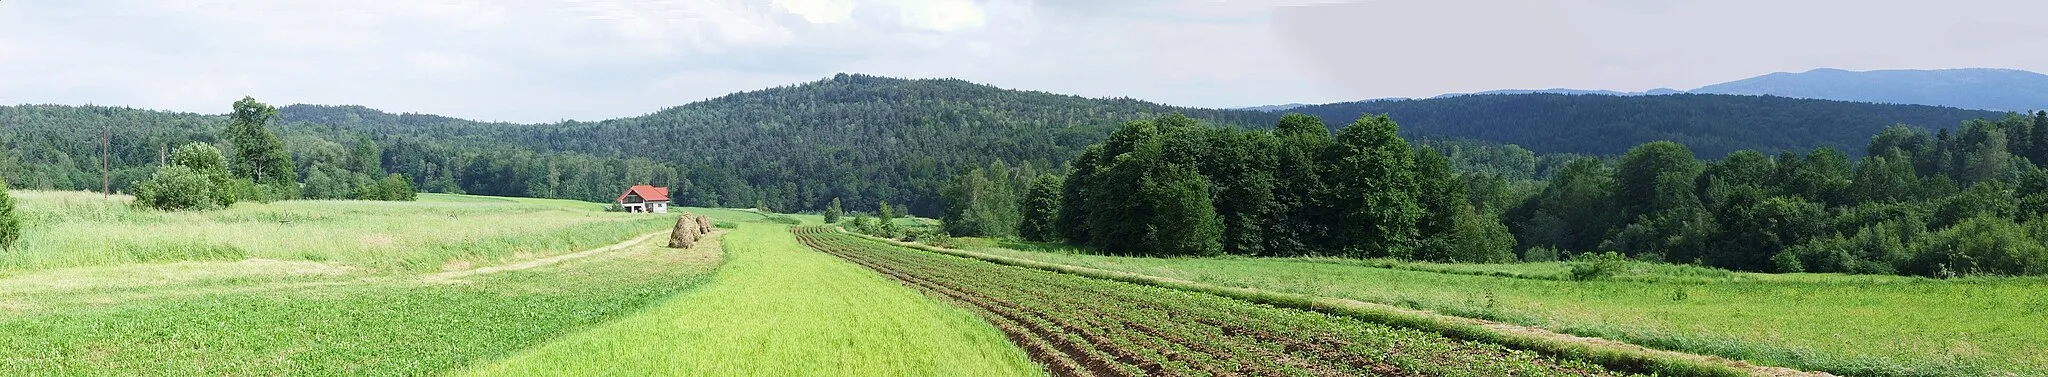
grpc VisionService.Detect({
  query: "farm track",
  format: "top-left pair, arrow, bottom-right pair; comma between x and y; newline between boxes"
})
791,227 -> 1625,377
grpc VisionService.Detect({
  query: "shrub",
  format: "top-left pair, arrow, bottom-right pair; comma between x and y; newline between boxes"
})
0,176 -> 19,250
1907,215 -> 2048,277
1521,246 -> 1560,262
134,165 -> 224,211
1770,251 -> 1804,273
903,228 -> 955,248
1568,251 -> 1628,281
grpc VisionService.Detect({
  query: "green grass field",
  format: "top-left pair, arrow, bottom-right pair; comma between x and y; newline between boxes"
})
459,224 -> 1041,376
0,191 -> 674,272
963,240 -> 2048,376
0,191 -> 729,375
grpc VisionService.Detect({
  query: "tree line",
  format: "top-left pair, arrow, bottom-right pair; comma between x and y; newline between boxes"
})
7,75 -> 2009,217
943,114 -> 1516,262
1505,113 -> 2048,276
940,111 -> 2048,277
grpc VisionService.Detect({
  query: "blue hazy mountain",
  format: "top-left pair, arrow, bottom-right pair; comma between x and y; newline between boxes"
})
1239,68 -> 2048,114
1234,103 -> 1310,112
1688,68 -> 2048,112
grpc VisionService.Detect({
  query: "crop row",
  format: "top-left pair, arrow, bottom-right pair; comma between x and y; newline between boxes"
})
790,227 -> 1627,377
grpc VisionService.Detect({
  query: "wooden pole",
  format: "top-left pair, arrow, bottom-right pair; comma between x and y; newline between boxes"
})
103,120 -> 110,198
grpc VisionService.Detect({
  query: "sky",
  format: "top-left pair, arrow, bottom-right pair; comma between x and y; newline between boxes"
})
3,0 -> 2047,123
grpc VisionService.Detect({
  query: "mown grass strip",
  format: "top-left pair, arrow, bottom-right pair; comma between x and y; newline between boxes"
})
840,229 -> 1775,377
455,224 -> 1041,377
0,229 -> 722,376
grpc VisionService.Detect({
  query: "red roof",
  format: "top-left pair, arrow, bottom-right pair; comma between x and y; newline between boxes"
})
617,185 -> 670,203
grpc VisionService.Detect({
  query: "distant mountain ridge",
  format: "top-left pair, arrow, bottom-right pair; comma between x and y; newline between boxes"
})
1690,68 -> 2048,112
1244,68 -> 2048,113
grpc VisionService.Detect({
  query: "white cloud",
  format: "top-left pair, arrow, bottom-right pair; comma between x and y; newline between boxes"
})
773,0 -> 858,24
894,0 -> 986,31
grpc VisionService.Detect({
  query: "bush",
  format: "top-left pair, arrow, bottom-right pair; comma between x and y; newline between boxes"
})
0,176 -> 19,250
1906,215 -> 2048,277
1568,251 -> 1628,281
134,166 -> 224,211
903,228 -> 955,248
1521,246 -> 1560,262
1770,251 -> 1804,273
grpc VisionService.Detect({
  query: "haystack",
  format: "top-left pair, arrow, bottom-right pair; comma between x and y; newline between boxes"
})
669,214 -> 702,248
696,214 -> 712,234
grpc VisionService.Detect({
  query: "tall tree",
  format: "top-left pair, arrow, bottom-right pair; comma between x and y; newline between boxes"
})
350,136 -> 382,175
1510,158 -> 1619,253
1267,113 -> 1336,256
1615,141 -> 1704,220
877,200 -> 900,236
1411,147 -> 1467,261
1325,115 -> 1422,258
1138,164 -> 1223,256
1018,174 -> 1064,242
1055,146 -> 1103,244
224,97 -> 295,191
940,162 -> 1020,237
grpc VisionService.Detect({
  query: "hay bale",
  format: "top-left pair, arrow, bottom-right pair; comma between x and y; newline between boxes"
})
696,214 -> 712,234
669,215 -> 701,248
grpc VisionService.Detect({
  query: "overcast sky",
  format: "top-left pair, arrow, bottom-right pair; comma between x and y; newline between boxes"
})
4,0 -> 2046,123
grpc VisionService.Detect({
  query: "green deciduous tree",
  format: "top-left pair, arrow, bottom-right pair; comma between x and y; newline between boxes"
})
1267,113 -> 1335,256
134,165 -> 223,211
877,200 -> 900,237
0,175 -> 19,250
224,97 -> 296,194
940,162 -> 1020,237
1138,164 -> 1222,256
1326,115 -> 1422,258
1018,175 -> 1063,242
823,197 -> 843,223
135,143 -> 238,211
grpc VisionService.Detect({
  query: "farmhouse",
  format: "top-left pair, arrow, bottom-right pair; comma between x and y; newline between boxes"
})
616,185 -> 671,213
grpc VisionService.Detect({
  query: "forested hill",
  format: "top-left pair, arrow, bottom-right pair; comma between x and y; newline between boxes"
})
1290,93 -> 2008,157
0,74 -> 2026,215
0,74 -> 1279,216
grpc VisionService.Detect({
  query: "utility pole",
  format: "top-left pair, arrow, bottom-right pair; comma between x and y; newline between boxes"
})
102,121 -> 110,199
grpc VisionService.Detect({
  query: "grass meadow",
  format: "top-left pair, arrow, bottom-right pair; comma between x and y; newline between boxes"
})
965,240 -> 2048,377
459,224 -> 1042,376
0,191 -> 729,375
0,191 -> 675,272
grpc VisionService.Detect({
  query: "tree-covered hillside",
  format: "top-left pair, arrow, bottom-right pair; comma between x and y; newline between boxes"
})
1291,93 -> 2007,157
1,74 -> 2023,217
0,75 -> 1279,216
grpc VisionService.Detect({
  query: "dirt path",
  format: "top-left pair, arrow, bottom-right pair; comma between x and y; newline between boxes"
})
424,231 -> 668,284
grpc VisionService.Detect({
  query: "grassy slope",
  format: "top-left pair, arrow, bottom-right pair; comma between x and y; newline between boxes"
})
0,225 -> 721,375
458,224 -> 1041,377
0,191 -> 672,272
0,192 -> 725,375
967,243 -> 2048,376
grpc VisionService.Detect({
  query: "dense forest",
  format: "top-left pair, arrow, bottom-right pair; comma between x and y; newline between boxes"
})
0,74 -> 2027,220
0,74 -> 1274,216
1504,113 -> 2048,276
1291,93 -> 2006,157
934,110 -> 2048,277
